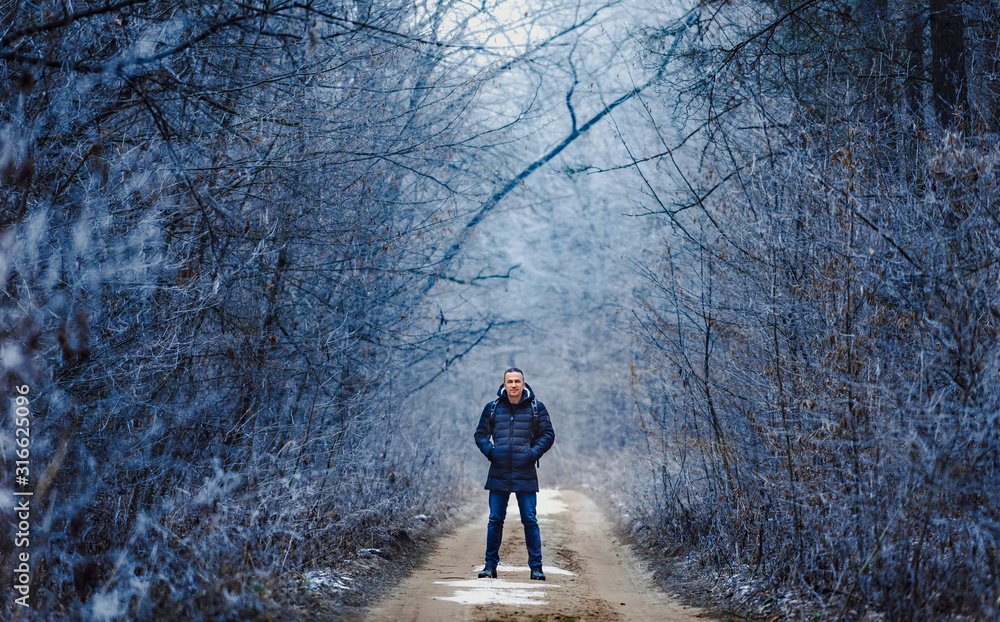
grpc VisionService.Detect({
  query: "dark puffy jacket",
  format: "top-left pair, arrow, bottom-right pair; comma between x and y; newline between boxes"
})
474,383 -> 555,493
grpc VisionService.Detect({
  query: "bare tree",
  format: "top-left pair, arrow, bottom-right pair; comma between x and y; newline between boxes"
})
621,0 -> 1000,618
0,0 -> 538,617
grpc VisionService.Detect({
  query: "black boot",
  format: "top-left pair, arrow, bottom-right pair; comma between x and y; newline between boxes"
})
530,566 -> 546,581
478,565 -> 497,578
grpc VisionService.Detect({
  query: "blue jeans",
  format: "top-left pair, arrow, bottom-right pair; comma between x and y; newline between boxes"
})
485,490 -> 542,568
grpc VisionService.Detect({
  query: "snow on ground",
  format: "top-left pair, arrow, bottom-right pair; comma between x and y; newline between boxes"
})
434,576 -> 552,605
537,489 -> 569,515
498,488 -> 568,516
300,569 -> 353,591
431,563 -> 575,605
435,583 -> 550,605
494,488 -> 570,523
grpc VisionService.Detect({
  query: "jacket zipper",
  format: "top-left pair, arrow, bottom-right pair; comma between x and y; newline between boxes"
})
508,403 -> 515,477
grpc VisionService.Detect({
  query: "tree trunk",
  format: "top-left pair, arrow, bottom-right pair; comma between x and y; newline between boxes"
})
903,3 -> 925,129
929,0 -> 968,127
983,0 -> 1000,129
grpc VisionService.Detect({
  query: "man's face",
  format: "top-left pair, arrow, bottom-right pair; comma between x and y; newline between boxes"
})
504,372 -> 524,402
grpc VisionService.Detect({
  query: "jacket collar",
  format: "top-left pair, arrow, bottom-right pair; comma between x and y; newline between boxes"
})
496,383 -> 533,403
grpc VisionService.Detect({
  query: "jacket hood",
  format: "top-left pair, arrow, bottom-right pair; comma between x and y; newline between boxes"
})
496,383 -> 534,402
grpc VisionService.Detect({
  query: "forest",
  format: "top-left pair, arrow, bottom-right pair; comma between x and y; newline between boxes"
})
1,0 -> 997,620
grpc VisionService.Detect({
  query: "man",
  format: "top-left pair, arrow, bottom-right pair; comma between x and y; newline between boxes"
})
473,367 -> 555,581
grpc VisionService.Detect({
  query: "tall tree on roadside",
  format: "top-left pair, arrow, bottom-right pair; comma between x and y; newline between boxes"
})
622,0 -> 1000,617
929,0 -> 968,126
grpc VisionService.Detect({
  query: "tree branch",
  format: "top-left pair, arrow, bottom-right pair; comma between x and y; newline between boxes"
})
424,63 -> 670,291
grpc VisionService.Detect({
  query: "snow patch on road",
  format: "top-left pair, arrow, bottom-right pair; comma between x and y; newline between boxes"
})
436,579 -> 557,589
536,488 -> 568,515
432,564 -> 576,606
496,488 -> 567,522
436,588 -> 549,606
433,578 -> 551,605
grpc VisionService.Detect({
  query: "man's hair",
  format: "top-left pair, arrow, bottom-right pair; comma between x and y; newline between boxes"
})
504,367 -> 524,380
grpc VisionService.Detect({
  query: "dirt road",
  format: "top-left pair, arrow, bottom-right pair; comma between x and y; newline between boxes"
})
365,489 -> 705,622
